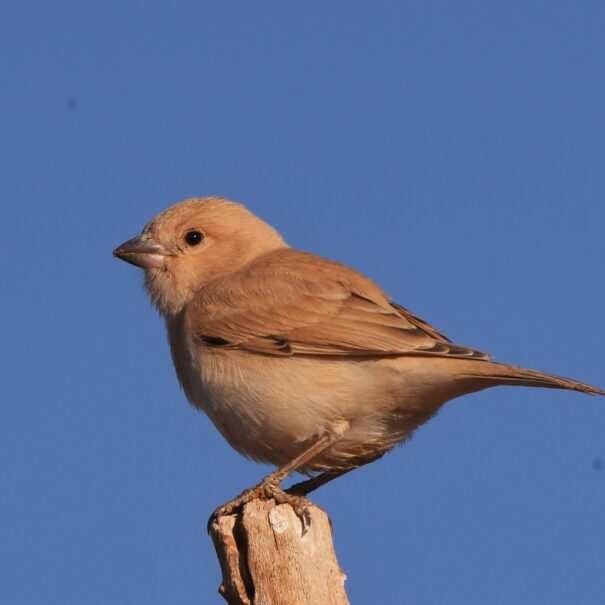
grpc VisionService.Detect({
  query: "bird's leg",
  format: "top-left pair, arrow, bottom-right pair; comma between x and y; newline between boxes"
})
288,450 -> 385,496
286,467 -> 355,496
209,427 -> 346,533
261,432 -> 339,486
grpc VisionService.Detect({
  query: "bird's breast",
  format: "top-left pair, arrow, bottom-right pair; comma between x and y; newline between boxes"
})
167,324 -> 459,469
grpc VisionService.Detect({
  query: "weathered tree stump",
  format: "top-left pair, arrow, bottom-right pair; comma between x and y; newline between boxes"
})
209,499 -> 349,605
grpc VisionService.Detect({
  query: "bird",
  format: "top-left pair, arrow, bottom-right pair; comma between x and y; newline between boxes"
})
113,196 -> 603,526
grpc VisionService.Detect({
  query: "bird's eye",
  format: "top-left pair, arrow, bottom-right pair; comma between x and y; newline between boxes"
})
184,230 -> 204,246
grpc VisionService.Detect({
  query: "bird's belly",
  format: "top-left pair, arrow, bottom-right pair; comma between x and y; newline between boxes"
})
183,348 -> 457,470
186,349 -> 358,466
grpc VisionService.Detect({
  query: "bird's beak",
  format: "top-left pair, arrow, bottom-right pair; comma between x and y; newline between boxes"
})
113,236 -> 167,269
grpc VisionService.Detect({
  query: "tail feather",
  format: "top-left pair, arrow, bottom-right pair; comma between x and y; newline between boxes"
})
462,361 -> 604,396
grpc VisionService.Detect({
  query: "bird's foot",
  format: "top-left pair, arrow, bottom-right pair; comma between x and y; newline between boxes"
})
208,481 -> 313,534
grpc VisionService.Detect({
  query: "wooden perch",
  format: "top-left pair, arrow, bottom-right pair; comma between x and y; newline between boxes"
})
209,499 -> 350,605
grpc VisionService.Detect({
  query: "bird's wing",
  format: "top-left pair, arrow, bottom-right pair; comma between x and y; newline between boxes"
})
185,249 -> 490,360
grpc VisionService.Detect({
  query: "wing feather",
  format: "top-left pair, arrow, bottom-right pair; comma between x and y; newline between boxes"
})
185,249 -> 491,360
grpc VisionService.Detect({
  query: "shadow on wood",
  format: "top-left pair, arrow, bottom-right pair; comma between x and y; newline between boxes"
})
209,499 -> 349,605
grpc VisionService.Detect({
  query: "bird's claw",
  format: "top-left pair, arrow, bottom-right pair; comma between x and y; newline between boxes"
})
270,486 -> 313,534
207,482 -> 313,535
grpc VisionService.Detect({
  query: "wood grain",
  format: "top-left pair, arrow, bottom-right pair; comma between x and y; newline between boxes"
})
210,499 -> 349,605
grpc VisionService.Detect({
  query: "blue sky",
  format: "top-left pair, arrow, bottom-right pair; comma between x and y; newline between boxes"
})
2,2 -> 604,603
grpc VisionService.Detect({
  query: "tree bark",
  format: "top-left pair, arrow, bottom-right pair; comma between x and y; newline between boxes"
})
209,499 -> 350,605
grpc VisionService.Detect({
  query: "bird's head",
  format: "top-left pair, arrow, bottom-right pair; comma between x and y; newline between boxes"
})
113,197 -> 288,317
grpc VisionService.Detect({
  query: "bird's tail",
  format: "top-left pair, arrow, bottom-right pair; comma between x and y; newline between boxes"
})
456,360 -> 604,396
